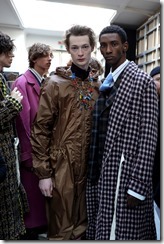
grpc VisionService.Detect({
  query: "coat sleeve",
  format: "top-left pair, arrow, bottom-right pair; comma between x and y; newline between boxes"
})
30,79 -> 59,179
0,89 -> 21,131
128,78 -> 158,197
12,78 -> 32,165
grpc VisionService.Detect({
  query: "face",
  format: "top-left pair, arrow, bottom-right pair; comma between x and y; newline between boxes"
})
90,68 -> 97,77
153,73 -> 160,96
68,35 -> 93,71
99,33 -> 128,71
33,52 -> 52,76
0,51 -> 14,71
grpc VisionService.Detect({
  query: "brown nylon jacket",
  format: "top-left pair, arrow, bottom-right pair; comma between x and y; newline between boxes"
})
31,66 -> 100,239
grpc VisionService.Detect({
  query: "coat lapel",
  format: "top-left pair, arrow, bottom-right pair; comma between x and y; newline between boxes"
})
24,70 -> 40,96
106,62 -> 138,152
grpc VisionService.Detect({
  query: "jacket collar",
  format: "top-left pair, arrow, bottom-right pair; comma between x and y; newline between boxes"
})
23,70 -> 40,95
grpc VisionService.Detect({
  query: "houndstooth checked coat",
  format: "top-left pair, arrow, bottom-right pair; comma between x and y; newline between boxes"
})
86,61 -> 158,240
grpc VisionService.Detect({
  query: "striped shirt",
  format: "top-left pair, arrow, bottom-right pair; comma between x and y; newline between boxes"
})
29,68 -> 45,85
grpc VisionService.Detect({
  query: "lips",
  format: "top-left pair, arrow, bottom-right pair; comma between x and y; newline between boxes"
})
78,59 -> 85,62
105,56 -> 113,60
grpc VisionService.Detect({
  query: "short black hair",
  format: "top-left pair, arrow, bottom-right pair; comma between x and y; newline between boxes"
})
99,24 -> 127,43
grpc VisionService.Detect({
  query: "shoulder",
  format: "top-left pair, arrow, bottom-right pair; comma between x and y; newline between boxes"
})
14,72 -> 27,85
14,70 -> 38,87
41,75 -> 71,96
12,75 -> 27,91
48,74 -> 69,83
126,61 -> 153,88
45,75 -> 71,90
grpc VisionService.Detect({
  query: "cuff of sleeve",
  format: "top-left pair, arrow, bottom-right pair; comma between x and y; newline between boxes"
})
6,96 -> 22,111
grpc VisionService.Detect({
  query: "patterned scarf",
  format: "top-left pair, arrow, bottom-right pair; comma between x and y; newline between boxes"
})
87,75 -> 122,182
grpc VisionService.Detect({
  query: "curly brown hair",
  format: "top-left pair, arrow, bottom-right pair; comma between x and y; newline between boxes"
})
28,43 -> 53,68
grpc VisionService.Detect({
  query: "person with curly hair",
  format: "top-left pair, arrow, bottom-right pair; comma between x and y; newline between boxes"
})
12,43 -> 53,240
0,31 -> 29,240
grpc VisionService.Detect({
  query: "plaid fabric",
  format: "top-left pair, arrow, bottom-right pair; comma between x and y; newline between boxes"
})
6,96 -> 22,112
86,61 -> 158,240
0,73 -> 10,95
0,74 -> 22,112
87,76 -> 121,182
86,75 -> 121,240
0,74 -> 28,239
0,150 -> 6,183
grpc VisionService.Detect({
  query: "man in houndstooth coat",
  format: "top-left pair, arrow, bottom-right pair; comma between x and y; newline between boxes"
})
86,25 -> 158,240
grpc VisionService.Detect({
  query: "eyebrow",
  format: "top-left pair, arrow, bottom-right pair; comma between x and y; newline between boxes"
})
70,43 -> 89,46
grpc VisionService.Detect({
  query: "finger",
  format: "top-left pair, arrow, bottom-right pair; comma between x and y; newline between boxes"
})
12,87 -> 17,92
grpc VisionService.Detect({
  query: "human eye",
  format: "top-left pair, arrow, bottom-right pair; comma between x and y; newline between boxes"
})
82,45 -> 89,51
71,46 -> 78,52
112,41 -> 118,47
50,53 -> 54,58
100,43 -> 106,49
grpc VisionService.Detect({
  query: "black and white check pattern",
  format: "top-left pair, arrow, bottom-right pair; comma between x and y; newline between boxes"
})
86,78 -> 121,240
86,61 -> 158,240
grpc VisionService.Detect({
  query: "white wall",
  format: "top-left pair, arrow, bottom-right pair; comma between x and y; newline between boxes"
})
1,27 -> 28,74
26,33 -> 71,73
1,27 -> 104,76
1,27 -> 71,74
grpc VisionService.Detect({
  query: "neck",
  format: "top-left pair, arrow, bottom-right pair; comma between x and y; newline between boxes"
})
71,63 -> 90,80
33,67 -> 46,77
111,57 -> 127,72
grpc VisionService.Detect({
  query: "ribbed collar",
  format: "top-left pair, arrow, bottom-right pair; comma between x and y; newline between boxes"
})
71,62 -> 90,80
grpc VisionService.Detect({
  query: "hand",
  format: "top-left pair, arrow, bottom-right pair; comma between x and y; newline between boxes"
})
11,87 -> 23,103
39,178 -> 53,198
127,194 -> 142,208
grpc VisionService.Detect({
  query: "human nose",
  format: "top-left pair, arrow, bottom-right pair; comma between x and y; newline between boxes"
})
106,44 -> 112,53
77,47 -> 84,55
48,54 -> 53,60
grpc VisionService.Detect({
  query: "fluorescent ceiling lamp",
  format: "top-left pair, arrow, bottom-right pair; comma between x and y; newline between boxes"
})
11,0 -> 116,35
